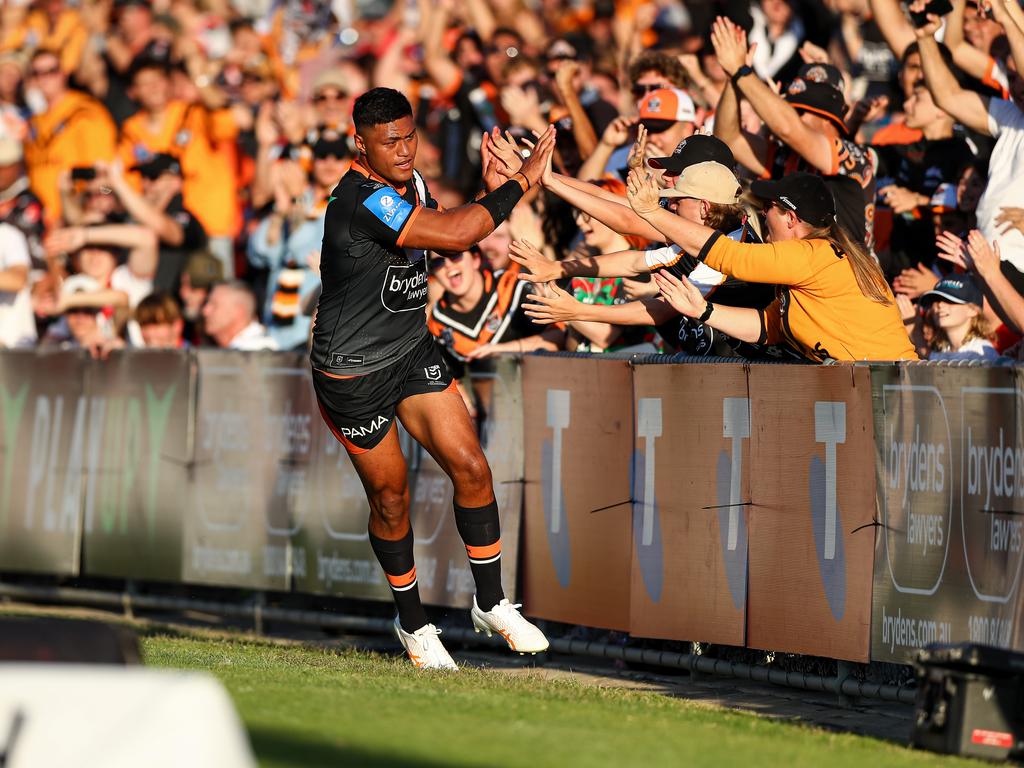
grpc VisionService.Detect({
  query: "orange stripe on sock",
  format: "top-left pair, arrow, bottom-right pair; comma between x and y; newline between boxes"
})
466,540 -> 501,560
386,566 -> 417,588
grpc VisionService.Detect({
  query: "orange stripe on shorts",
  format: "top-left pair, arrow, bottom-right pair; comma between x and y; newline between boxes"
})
466,540 -> 501,560
386,566 -> 417,588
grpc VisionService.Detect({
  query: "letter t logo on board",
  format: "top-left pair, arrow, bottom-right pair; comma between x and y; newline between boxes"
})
815,401 -> 846,560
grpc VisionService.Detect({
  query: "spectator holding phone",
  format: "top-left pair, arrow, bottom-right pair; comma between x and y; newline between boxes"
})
104,154 -> 207,294
248,131 -> 347,350
23,48 -> 117,224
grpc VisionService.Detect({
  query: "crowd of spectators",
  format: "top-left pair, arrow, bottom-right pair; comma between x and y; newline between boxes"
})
1,0 -> 1023,380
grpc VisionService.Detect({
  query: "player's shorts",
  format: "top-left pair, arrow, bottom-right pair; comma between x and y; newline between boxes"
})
312,333 -> 455,454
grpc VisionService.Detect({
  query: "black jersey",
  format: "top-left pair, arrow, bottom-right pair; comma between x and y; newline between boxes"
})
311,161 -> 439,375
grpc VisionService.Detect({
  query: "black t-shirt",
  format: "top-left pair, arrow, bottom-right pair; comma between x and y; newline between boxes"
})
152,195 -> 208,294
766,139 -> 876,250
311,163 -> 438,375
855,20 -> 899,99
874,136 -> 975,278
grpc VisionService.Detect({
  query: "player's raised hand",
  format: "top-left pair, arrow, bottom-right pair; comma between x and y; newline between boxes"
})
653,269 -> 705,318
489,128 -> 525,178
518,125 -> 556,188
480,131 -> 504,192
522,282 -> 579,324
626,167 -> 661,218
508,238 -> 562,283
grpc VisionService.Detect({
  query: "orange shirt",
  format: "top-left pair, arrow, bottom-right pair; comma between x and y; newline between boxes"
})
119,101 -> 238,237
703,232 -> 918,362
1,9 -> 86,74
871,120 -> 922,147
25,90 -> 117,224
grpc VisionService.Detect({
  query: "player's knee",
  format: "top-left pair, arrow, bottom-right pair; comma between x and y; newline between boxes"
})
449,451 -> 492,494
371,486 -> 409,525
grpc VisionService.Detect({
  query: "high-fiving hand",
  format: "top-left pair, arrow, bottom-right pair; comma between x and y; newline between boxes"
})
652,269 -> 706,318
626,167 -> 662,218
518,125 -> 557,188
508,238 -> 561,283
522,282 -> 579,324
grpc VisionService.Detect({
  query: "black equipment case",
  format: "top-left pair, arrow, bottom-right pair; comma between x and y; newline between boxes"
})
912,643 -> 1024,761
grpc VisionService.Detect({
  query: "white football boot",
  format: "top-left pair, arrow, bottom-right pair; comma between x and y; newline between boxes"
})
394,618 -> 459,671
471,597 -> 550,655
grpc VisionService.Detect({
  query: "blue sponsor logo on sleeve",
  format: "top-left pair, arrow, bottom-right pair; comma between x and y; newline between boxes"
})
362,187 -> 414,232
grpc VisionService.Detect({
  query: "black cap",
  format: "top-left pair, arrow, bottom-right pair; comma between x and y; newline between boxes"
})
921,275 -> 984,307
132,153 -> 181,179
750,172 -> 837,227
795,63 -> 844,90
545,39 -> 578,62
784,68 -> 848,135
312,130 -> 349,160
647,134 -> 735,174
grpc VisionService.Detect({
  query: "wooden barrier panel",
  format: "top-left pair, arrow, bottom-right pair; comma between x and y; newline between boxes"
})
0,350 -> 86,576
522,356 -> 634,631
80,351 -> 192,581
746,365 -> 877,662
629,363 -> 749,646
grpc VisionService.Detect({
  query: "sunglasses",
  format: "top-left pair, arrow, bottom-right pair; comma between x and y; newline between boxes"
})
632,82 -> 669,98
313,150 -> 347,161
313,91 -> 347,103
428,252 -> 467,272
30,66 -> 61,78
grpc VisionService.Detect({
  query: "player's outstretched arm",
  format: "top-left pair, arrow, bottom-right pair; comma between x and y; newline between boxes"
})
398,127 -> 557,252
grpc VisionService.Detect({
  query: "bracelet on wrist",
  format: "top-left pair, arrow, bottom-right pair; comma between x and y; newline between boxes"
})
731,65 -> 755,86
698,301 -> 715,323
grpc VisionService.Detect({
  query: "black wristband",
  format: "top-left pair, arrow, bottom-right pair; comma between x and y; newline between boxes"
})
731,65 -> 754,86
475,178 -> 526,228
698,301 -> 715,323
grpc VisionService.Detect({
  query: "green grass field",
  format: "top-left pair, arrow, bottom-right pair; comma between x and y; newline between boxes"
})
142,632 -> 985,768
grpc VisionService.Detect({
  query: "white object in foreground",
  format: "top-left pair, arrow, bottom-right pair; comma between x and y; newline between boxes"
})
0,664 -> 255,768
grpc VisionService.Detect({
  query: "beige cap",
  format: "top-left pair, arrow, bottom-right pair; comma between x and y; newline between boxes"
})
659,161 -> 741,205
312,68 -> 348,94
0,136 -> 22,165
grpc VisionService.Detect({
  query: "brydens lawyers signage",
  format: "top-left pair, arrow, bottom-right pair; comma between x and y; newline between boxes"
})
870,365 -> 1024,663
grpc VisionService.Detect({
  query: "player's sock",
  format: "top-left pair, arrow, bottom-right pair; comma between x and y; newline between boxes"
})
369,528 -> 429,633
455,500 -> 505,611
